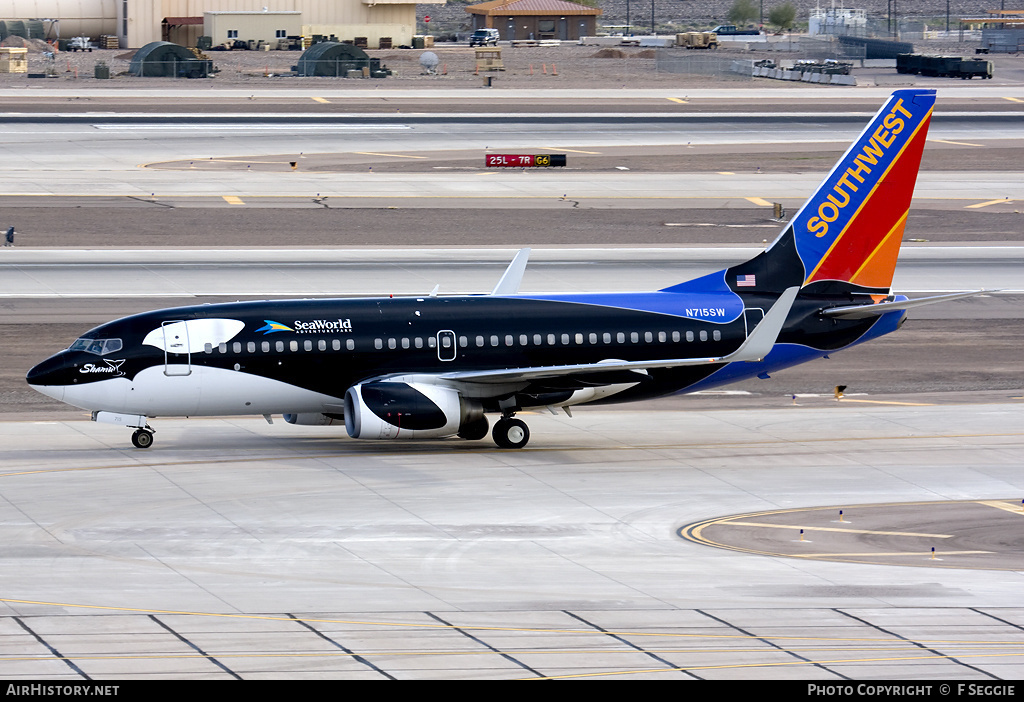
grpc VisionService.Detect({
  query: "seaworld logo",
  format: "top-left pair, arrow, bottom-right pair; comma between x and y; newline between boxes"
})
255,319 -> 354,335
255,320 -> 294,335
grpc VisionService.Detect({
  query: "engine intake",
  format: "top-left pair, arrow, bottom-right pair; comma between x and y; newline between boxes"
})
344,381 -> 482,440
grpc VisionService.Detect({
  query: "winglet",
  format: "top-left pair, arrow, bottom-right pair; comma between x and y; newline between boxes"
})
491,248 -> 531,295
728,286 -> 799,363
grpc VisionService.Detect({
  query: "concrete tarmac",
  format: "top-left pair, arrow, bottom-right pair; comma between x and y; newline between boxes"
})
2,402 -> 1024,679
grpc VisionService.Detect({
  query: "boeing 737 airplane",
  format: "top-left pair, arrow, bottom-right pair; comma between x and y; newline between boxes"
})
27,89 -> 981,449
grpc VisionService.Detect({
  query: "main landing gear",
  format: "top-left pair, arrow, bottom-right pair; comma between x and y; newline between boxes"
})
492,415 -> 530,449
131,427 -> 155,449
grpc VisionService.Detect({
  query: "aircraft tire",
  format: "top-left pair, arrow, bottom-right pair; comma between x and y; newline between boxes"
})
492,417 -> 529,449
131,429 -> 154,449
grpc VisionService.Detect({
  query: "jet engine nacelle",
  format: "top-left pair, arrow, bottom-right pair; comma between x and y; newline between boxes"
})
283,413 -> 344,426
344,381 -> 482,440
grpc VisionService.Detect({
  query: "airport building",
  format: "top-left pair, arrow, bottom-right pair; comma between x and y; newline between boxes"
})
465,0 -> 600,42
0,0 -> 445,49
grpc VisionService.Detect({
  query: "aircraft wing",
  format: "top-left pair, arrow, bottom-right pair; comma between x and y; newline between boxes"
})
440,287 -> 799,385
821,290 -> 996,319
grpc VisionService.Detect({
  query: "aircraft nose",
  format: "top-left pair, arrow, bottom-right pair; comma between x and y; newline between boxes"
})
26,354 -> 68,401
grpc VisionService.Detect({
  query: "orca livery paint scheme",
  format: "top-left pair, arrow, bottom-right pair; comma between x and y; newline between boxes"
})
27,90 -> 979,449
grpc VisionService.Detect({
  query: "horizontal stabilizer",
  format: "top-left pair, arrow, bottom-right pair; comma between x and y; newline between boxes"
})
441,287 -> 799,385
821,290 -> 996,319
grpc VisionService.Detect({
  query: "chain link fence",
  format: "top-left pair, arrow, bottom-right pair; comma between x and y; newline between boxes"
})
654,51 -> 753,80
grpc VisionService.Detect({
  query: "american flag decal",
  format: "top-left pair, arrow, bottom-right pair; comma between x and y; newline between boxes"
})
736,274 -> 756,287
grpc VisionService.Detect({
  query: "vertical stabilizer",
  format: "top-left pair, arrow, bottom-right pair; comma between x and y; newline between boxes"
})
722,89 -> 936,296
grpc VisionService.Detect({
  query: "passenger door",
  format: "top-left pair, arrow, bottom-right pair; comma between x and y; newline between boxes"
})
161,320 -> 192,376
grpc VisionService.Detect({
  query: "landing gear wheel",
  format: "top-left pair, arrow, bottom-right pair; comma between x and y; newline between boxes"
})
131,429 -> 154,449
492,417 -> 530,449
457,416 -> 490,441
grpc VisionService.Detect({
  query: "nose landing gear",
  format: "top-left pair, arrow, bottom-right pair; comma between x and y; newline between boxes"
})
91,412 -> 156,449
131,427 -> 155,449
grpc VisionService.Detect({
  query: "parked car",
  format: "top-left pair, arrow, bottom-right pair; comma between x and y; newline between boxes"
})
66,36 -> 95,52
469,29 -> 500,47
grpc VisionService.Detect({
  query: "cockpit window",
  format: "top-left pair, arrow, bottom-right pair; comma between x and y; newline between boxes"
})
70,338 -> 123,355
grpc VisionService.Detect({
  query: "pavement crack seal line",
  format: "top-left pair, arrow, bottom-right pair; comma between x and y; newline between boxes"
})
126,196 -> 174,209
424,611 -> 545,677
288,613 -> 395,679
697,609 -> 852,681
149,614 -> 242,679
562,610 -> 700,679
836,609 -> 999,680
14,616 -> 91,679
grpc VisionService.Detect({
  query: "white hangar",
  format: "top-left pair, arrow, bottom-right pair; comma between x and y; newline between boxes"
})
0,0 -> 445,49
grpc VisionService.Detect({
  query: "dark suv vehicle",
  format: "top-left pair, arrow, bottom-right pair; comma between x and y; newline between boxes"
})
469,29 -> 500,47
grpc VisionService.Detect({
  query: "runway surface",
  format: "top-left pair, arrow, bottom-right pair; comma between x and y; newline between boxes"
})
2,86 -> 1023,680
2,246 -> 1022,297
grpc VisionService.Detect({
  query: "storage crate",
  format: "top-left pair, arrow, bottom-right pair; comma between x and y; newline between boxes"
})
0,47 -> 28,74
